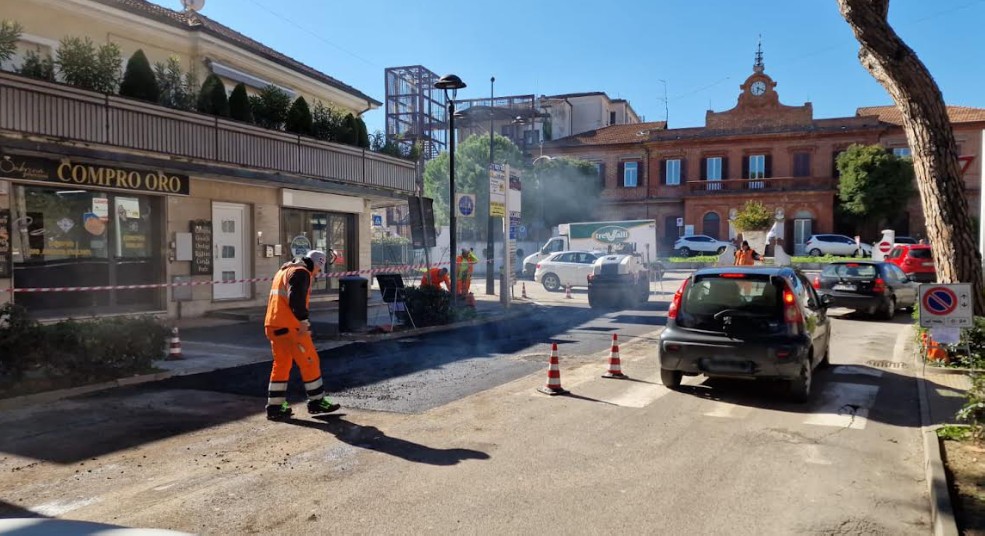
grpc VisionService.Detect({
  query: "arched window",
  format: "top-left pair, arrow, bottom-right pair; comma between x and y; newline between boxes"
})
702,212 -> 721,239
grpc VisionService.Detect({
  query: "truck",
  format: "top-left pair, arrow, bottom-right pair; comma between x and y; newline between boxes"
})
521,219 -> 658,279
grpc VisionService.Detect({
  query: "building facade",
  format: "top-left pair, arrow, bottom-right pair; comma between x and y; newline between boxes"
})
541,56 -> 985,255
0,0 -> 415,319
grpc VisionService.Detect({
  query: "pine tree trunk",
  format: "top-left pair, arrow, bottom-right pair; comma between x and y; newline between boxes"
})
838,0 -> 985,315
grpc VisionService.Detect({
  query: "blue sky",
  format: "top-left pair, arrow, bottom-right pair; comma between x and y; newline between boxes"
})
151,0 -> 985,135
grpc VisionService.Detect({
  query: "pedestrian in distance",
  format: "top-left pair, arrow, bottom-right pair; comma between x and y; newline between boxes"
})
734,240 -> 761,266
263,249 -> 341,421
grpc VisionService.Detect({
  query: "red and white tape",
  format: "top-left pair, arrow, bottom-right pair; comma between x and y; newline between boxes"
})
2,262 -> 451,293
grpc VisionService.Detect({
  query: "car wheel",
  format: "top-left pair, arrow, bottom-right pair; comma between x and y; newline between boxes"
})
717,246 -> 727,255
819,342 -> 831,368
660,368 -> 682,389
678,247 -> 691,258
788,361 -> 812,403
809,248 -> 822,257
542,273 -> 561,292
882,296 -> 896,321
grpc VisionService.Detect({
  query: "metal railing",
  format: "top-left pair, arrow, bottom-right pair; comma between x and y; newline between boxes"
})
0,72 -> 415,193
686,176 -> 835,194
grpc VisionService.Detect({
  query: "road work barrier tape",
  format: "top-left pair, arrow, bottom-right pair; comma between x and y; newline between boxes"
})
1,262 -> 450,293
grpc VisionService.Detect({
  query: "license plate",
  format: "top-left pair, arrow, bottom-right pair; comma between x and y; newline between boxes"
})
923,262 -> 934,267
833,283 -> 857,291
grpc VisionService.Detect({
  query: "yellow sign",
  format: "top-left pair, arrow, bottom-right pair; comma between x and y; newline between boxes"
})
490,202 -> 505,217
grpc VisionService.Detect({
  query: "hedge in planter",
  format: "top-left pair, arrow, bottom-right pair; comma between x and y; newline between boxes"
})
403,286 -> 451,327
119,49 -> 160,103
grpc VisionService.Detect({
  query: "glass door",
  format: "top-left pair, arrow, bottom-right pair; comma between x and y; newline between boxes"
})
794,218 -> 812,256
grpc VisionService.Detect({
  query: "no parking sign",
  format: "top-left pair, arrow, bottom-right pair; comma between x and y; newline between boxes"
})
919,283 -> 973,327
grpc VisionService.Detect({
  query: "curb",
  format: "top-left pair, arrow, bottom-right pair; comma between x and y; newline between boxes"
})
909,322 -> 960,536
0,371 -> 175,412
330,302 -> 539,343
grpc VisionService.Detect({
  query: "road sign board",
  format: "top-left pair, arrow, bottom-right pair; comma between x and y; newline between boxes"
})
919,283 -> 973,328
456,194 -> 475,218
878,242 -> 892,253
676,217 -> 684,227
372,214 -> 383,226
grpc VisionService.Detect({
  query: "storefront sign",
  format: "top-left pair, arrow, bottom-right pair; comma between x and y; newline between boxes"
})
190,220 -> 213,275
0,209 -> 10,278
0,154 -> 190,196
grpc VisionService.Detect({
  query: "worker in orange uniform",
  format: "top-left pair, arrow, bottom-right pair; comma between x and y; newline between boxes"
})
734,240 -> 761,266
420,267 -> 451,291
456,248 -> 478,297
264,249 -> 340,421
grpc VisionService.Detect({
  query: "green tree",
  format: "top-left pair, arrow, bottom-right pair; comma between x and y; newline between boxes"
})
228,83 -> 253,123
285,95 -> 313,135
56,36 -> 122,93
118,49 -> 159,103
17,50 -> 55,81
0,20 -> 23,67
424,134 -> 524,237
154,57 -> 197,111
339,113 -> 359,145
356,117 -> 370,148
733,200 -> 775,232
249,84 -> 291,129
196,73 -> 229,117
523,156 -> 602,240
836,144 -> 915,231
312,101 -> 346,142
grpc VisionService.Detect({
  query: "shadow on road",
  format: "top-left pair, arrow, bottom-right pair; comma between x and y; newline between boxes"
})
283,416 -> 490,466
0,499 -> 48,518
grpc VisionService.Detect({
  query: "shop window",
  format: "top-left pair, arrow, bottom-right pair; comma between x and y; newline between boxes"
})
222,220 -> 236,233
222,271 -> 236,281
281,208 -> 356,294
222,246 -> 236,258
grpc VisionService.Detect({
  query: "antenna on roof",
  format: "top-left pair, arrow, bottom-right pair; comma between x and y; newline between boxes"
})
182,0 -> 205,12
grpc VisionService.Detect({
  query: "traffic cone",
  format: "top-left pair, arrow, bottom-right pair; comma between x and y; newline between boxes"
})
466,292 -> 476,308
167,327 -> 183,361
565,285 -> 572,299
521,282 -> 527,299
602,333 -> 628,379
538,342 -> 568,396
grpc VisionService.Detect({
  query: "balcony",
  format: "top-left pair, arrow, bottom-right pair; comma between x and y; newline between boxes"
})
0,72 -> 415,193
686,176 -> 835,195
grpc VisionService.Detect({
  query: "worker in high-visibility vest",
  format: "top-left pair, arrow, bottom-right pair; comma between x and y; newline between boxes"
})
263,249 -> 340,421
420,267 -> 451,291
456,248 -> 478,297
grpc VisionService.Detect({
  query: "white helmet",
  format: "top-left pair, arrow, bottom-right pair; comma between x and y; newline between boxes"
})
305,250 -> 328,270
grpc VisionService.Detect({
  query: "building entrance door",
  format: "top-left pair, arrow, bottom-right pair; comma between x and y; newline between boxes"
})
794,218 -> 812,256
212,202 -> 249,301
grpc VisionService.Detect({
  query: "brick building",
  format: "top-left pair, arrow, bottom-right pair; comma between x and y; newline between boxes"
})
540,53 -> 985,255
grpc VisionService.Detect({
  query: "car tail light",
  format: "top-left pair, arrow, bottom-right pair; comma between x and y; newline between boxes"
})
873,278 -> 887,293
846,263 -> 859,268
536,263 -> 541,270
587,273 -> 594,283
665,343 -> 682,353
783,287 -> 803,327
721,273 -> 746,278
812,275 -> 820,289
776,349 -> 792,359
668,278 -> 689,319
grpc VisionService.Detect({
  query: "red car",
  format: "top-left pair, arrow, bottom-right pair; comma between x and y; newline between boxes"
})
885,244 -> 936,283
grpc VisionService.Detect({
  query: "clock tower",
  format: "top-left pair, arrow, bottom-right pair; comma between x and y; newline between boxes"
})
737,37 -> 779,108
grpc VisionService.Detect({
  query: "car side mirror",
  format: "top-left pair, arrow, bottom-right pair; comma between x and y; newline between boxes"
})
820,294 -> 834,307
541,247 -> 549,254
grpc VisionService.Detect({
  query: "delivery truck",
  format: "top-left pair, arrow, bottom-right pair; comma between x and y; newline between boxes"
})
521,219 -> 658,279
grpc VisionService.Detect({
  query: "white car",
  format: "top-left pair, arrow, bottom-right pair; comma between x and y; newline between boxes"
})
534,250 -> 600,291
804,234 -> 872,257
673,235 -> 732,257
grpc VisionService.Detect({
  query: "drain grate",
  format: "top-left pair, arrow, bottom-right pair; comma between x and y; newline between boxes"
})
866,359 -> 907,369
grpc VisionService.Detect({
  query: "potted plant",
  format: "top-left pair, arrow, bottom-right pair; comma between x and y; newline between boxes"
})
732,201 -> 775,257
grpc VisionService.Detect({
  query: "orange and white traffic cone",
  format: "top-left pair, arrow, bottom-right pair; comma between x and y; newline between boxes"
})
602,333 -> 628,379
565,285 -> 572,299
522,282 -> 527,299
167,327 -> 183,361
538,342 -> 568,396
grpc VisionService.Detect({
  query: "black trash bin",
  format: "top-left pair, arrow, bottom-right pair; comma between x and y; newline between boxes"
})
338,276 -> 368,332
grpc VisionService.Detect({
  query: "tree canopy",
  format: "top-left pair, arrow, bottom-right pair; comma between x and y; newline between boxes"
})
836,144 -> 915,230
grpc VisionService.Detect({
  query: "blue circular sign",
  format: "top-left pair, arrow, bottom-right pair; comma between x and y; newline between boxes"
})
458,195 -> 474,216
923,287 -> 958,315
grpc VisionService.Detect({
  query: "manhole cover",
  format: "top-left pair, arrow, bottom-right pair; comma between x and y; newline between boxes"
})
866,359 -> 907,369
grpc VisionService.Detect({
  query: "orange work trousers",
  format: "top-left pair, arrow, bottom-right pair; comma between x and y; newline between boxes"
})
265,326 -> 325,406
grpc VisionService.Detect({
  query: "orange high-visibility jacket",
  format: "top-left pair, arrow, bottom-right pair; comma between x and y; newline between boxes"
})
420,267 -> 450,290
734,249 -> 758,266
264,262 -> 312,329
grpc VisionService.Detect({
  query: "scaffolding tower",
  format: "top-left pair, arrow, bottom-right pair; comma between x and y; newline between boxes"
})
385,65 -> 447,160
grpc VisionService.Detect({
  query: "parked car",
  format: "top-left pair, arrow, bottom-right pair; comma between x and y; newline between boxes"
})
804,234 -> 872,257
674,235 -> 732,257
893,236 -> 918,245
885,244 -> 936,283
657,266 -> 832,402
812,261 -> 918,319
534,250 -> 599,291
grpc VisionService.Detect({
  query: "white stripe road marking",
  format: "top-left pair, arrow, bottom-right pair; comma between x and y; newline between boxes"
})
604,382 -> 673,408
703,400 -> 752,419
31,497 -> 100,516
801,382 -> 880,429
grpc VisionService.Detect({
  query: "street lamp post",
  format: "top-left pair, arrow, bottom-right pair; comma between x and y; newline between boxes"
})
435,74 -> 467,307
486,76 -> 496,295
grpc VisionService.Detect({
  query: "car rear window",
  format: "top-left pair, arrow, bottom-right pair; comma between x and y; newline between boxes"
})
908,248 -> 932,259
821,263 -> 878,278
677,274 -> 783,332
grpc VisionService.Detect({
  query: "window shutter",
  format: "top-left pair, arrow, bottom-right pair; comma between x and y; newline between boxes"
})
598,163 -> 606,188
765,155 -> 773,178
681,159 -> 688,183
722,157 -> 729,180
637,160 -> 645,187
741,156 -> 749,179
660,159 -> 667,184
618,162 -> 625,187
700,158 -> 707,180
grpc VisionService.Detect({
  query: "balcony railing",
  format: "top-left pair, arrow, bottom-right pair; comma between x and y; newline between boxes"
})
687,176 -> 835,195
0,72 -> 415,193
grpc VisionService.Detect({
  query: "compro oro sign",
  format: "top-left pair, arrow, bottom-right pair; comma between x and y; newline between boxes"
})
919,283 -> 973,328
592,225 -> 630,244
0,154 -> 190,196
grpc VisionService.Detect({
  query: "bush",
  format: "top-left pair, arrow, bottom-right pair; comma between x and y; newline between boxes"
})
228,82 -> 253,123
958,373 -> 985,441
285,95 -> 313,135
0,303 -> 44,380
0,20 -> 23,68
154,56 -> 198,111
734,201 -> 774,232
404,286 -> 451,327
17,50 -> 55,81
249,84 -> 291,129
312,101 -> 346,142
356,117 -> 370,148
56,36 -> 122,93
196,74 -> 229,117
119,49 -> 159,103
341,113 -> 359,146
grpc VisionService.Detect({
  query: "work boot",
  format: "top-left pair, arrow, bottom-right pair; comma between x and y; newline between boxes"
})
266,402 -> 293,421
307,397 -> 341,415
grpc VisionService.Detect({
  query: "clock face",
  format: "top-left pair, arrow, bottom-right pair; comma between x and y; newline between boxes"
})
751,81 -> 767,96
